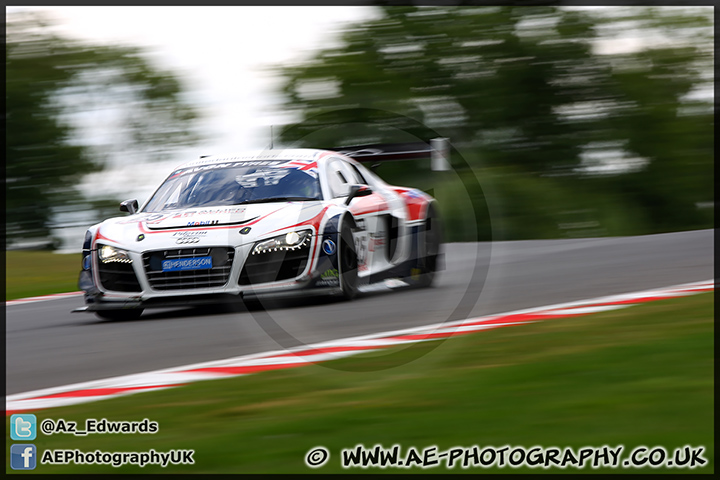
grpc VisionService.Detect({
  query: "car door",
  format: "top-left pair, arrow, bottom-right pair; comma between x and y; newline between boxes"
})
344,157 -> 409,273
324,157 -> 388,276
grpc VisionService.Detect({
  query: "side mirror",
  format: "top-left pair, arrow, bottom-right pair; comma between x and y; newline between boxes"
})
344,185 -> 373,206
120,199 -> 139,215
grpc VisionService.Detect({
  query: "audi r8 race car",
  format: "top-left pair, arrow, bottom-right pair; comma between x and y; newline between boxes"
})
74,146 -> 442,319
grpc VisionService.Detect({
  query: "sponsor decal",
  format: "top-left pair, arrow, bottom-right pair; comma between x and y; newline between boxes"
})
322,239 -> 336,255
179,161 -> 285,175
234,159 -> 293,165
161,257 -> 212,272
355,234 -> 368,268
369,233 -> 385,252
144,214 -> 171,224
177,157 -> 330,174
171,212 -> 195,218
321,269 -> 339,279
187,220 -> 220,227
316,269 -> 340,287
196,207 -> 246,215
173,231 -> 207,236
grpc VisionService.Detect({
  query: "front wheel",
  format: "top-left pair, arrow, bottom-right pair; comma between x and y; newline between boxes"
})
95,309 -> 144,321
338,221 -> 358,300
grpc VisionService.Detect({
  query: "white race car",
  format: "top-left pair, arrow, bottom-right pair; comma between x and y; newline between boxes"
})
75,147 -> 442,319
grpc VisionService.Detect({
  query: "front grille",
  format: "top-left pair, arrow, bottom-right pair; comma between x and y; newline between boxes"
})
239,244 -> 310,285
98,262 -> 142,292
143,247 -> 235,291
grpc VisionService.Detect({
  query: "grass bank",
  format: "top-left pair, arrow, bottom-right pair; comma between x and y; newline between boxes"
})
5,251 -> 80,300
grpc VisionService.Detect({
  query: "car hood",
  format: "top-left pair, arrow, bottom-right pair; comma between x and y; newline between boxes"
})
94,202 -> 328,250
142,205 -> 265,230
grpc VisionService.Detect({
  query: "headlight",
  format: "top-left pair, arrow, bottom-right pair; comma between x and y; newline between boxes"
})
252,230 -> 312,255
98,244 -> 133,264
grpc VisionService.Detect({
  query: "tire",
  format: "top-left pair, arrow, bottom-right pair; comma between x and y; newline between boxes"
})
95,309 -> 144,321
338,220 -> 359,300
409,204 -> 441,288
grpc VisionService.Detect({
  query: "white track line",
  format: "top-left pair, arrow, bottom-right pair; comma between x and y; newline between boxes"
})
6,279 -> 713,414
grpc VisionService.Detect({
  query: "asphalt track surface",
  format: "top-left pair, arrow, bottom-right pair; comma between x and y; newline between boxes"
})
6,229 -> 713,395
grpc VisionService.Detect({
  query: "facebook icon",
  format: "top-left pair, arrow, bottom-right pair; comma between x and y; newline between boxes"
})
11,444 -> 37,470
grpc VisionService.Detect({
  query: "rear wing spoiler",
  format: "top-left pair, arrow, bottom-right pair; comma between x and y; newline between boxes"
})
328,138 -> 451,171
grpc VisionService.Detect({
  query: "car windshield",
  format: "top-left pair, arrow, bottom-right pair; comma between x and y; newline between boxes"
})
143,160 -> 322,212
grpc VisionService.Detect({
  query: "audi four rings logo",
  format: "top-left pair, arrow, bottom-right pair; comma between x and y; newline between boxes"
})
176,237 -> 200,244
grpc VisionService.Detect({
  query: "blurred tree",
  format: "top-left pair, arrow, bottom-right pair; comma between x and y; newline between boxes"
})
593,8 -> 714,232
275,6 -> 601,171
6,11 -> 200,242
274,6 -> 712,238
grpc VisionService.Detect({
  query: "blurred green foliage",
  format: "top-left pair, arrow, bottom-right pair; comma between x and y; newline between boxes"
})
6,11 -> 201,241
275,6 -> 713,240
5,8 -> 712,243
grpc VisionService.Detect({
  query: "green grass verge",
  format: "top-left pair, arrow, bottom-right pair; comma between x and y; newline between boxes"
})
5,251 -> 80,300
7,293 -> 713,474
